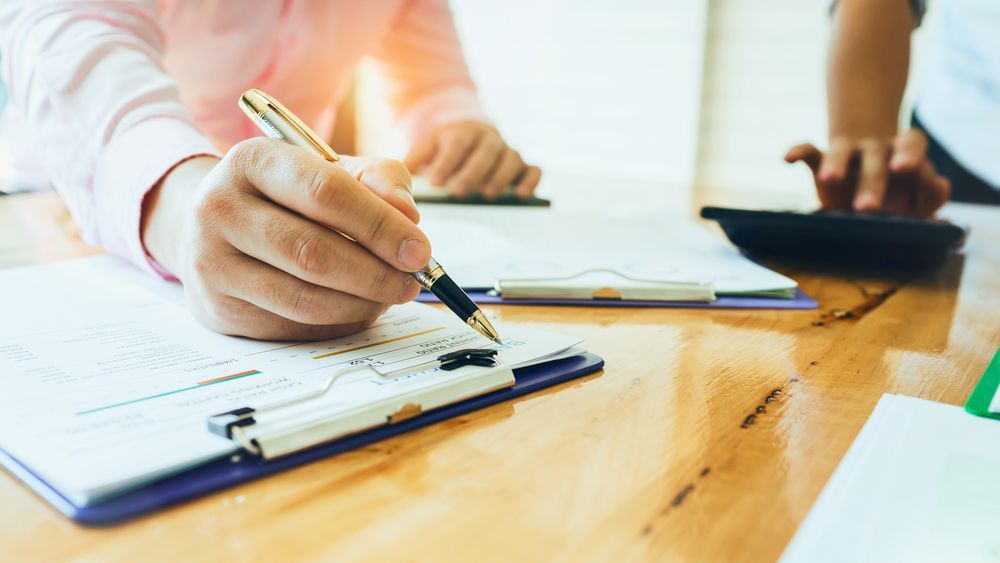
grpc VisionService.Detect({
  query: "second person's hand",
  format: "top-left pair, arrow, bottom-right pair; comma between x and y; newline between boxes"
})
785,128 -> 950,218
142,138 -> 430,341
404,121 -> 541,200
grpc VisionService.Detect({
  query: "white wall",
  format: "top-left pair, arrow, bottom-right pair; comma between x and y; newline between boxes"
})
694,0 -> 829,199
357,0 -> 709,210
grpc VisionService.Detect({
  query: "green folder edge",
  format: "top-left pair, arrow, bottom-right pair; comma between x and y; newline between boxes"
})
964,348 -> 1000,419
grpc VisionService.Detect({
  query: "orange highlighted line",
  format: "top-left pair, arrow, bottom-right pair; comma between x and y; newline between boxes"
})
312,327 -> 445,360
196,369 -> 261,385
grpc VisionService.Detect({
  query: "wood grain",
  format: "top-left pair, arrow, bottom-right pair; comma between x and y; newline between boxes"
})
0,191 -> 997,562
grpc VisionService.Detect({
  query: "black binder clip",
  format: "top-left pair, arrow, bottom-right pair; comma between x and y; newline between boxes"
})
437,348 -> 499,371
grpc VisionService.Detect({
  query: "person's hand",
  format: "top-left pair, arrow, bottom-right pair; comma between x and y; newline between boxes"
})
404,121 -> 541,200
142,138 -> 430,341
785,128 -> 950,218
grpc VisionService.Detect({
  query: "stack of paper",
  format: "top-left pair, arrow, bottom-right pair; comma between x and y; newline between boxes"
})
418,206 -> 798,300
0,256 -> 583,506
781,394 -> 1000,562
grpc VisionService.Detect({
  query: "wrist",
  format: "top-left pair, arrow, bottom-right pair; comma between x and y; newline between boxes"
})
141,156 -> 219,278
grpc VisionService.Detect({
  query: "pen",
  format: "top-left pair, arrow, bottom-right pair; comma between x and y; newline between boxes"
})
237,88 -> 502,345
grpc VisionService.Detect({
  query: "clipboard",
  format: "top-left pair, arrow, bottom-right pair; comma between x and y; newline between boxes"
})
0,352 -> 604,526
417,289 -> 818,309
492,268 -> 716,302
964,348 -> 1000,420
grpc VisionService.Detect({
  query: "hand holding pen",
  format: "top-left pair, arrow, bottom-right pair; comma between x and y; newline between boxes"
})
142,90 -> 497,343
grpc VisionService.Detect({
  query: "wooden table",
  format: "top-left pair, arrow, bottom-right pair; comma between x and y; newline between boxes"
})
1,191 -> 998,562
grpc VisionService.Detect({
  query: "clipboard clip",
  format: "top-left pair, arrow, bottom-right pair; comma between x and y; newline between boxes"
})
207,348 -> 502,456
494,268 -> 715,301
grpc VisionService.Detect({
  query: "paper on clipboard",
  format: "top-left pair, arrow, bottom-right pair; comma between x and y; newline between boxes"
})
0,256 -> 584,506
418,206 -> 797,299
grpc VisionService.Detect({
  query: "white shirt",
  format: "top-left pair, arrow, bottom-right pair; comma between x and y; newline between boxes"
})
914,0 -> 1000,188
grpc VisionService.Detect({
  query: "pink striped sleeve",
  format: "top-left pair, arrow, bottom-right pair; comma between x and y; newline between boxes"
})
0,1 -> 220,277
369,0 -> 491,143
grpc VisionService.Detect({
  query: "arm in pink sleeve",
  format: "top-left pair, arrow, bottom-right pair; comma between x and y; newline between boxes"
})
369,0 -> 491,143
0,1 -> 220,276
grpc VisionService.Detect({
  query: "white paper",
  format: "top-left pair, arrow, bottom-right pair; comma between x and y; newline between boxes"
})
418,205 -> 797,296
781,394 -> 1000,563
0,256 -> 581,506
989,378 -> 1000,415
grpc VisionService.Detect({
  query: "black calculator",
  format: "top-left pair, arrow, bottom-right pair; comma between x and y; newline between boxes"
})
700,207 -> 968,269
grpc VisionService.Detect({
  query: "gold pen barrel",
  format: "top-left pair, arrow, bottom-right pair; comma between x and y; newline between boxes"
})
238,89 -> 340,163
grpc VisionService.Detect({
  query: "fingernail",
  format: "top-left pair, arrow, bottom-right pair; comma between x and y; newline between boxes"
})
399,238 -> 430,270
397,277 -> 419,303
394,187 -> 417,210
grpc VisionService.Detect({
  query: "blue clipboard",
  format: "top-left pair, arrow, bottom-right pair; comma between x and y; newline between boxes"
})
0,352 -> 604,526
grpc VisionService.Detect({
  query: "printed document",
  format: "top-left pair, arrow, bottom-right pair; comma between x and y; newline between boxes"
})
0,257 -> 580,506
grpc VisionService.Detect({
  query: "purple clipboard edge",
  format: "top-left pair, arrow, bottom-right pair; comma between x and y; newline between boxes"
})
417,289 -> 818,310
0,352 -> 605,527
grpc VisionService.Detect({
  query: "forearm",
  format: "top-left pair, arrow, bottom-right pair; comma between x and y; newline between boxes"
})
0,2 -> 219,274
828,0 -> 917,139
370,0 -> 489,142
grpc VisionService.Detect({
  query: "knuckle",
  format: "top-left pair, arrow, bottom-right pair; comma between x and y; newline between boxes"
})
191,249 -> 222,280
227,138 -> 267,170
303,169 -> 343,209
206,297 -> 250,334
366,268 -> 393,300
372,157 -> 412,184
287,286 -> 320,324
387,159 -> 412,183
195,186 -> 237,223
363,207 -> 390,246
290,230 -> 325,277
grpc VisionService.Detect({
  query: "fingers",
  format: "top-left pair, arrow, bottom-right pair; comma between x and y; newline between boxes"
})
819,139 -> 854,186
191,291 -> 380,342
513,165 -> 542,199
403,135 -> 437,174
447,135 -> 505,196
221,195 -> 420,305
854,140 -> 891,212
784,143 -> 823,174
338,155 -> 419,223
482,149 -> 526,199
890,128 -> 928,174
222,138 -> 431,272
203,252 -> 389,328
426,128 -> 477,187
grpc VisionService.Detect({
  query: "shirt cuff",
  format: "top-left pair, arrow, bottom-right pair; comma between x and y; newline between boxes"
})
92,116 -> 221,280
828,0 -> 927,26
398,86 -> 492,143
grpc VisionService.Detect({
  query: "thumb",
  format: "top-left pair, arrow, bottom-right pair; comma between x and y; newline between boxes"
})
337,155 -> 420,224
403,135 -> 437,174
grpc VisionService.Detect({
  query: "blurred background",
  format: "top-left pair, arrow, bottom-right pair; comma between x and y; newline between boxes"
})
356,0 -> 937,211
0,0 -> 938,211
